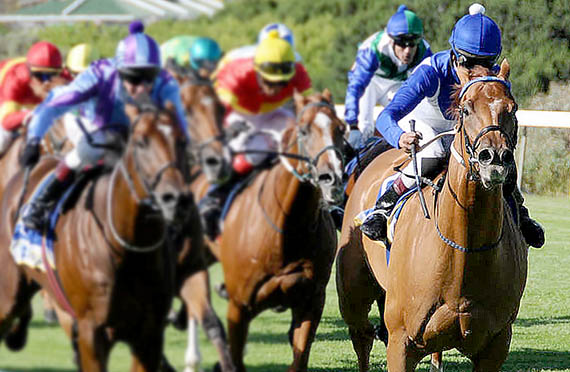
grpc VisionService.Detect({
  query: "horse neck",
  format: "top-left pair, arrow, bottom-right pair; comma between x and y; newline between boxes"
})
106,157 -> 165,251
270,143 -> 322,229
439,140 -> 504,257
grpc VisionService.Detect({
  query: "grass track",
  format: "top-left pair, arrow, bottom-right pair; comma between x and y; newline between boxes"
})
0,194 -> 568,372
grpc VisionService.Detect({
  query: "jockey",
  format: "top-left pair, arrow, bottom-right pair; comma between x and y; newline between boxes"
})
344,5 -> 432,149
161,35 -> 222,81
65,43 -> 100,77
19,21 -> 190,232
200,30 -> 312,239
0,41 -> 69,155
221,22 -> 302,64
359,3 -> 545,248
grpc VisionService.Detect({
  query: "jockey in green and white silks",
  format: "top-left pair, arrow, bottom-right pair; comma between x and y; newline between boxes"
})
344,5 -> 432,149
359,4 -> 545,249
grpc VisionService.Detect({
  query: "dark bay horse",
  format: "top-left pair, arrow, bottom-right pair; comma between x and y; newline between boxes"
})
337,60 -> 528,372
203,90 -> 345,372
0,101 -> 187,371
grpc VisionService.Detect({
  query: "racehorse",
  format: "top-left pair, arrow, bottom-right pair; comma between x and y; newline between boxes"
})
0,99 -> 187,371
206,89 -> 345,372
336,59 -> 528,372
174,76 -> 236,372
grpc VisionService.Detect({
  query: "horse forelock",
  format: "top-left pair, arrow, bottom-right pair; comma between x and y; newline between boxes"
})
448,65 -> 502,120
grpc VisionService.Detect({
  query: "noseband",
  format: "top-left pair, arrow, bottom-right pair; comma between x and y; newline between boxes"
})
454,76 -> 516,181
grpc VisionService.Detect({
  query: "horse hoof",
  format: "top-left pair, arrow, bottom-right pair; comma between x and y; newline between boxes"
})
6,326 -> 28,351
43,309 -> 58,325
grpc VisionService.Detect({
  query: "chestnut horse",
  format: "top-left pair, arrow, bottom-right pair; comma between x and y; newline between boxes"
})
337,60 -> 527,372
175,76 -> 236,372
194,90 -> 345,372
0,101 -> 187,371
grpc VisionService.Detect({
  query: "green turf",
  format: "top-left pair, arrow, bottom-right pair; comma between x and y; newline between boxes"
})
0,194 -> 568,372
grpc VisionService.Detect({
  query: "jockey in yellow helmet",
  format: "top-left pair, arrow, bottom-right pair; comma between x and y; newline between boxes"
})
66,43 -> 100,77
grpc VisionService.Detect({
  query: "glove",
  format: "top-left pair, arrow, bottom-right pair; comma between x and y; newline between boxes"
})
347,128 -> 363,150
225,120 -> 250,139
19,138 -> 41,167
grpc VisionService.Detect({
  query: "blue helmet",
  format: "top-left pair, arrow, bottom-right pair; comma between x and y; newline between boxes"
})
449,4 -> 502,58
386,5 -> 423,39
258,23 -> 295,49
189,37 -> 222,71
115,21 -> 161,70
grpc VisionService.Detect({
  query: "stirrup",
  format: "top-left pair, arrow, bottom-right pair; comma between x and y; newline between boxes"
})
21,203 -> 51,232
360,211 -> 388,242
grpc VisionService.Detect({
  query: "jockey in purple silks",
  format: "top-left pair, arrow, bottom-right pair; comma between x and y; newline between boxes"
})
20,21 -> 190,232
359,3 -> 544,249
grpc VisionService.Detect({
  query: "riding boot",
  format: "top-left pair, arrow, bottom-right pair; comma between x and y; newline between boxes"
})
513,187 -> 545,248
360,177 -> 408,242
199,182 -> 233,241
22,163 -> 75,232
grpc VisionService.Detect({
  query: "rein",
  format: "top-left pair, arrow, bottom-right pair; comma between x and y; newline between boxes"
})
432,76 -> 513,253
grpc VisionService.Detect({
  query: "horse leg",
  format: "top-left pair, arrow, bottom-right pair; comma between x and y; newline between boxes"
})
471,326 -> 512,372
227,299 -> 250,372
5,300 -> 32,351
76,319 -> 111,372
287,289 -> 326,372
336,242 -> 382,371
180,269 -> 235,372
386,328 -> 424,372
430,352 -> 443,372
130,331 -> 165,372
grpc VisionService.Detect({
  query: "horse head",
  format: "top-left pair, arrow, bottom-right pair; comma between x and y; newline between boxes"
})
179,77 -> 231,184
453,59 -> 518,189
290,89 -> 346,205
123,95 -> 185,224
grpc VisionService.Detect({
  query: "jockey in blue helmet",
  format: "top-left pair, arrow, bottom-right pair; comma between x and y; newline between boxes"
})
20,21 -> 190,232
359,3 -> 544,249
189,37 -> 222,79
344,5 -> 432,150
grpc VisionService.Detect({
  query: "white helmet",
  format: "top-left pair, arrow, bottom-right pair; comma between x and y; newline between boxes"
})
257,23 -> 295,49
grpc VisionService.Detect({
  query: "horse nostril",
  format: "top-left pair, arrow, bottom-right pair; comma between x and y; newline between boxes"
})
500,149 -> 515,165
161,192 -> 177,205
478,148 -> 494,166
205,156 -> 220,167
318,172 -> 334,185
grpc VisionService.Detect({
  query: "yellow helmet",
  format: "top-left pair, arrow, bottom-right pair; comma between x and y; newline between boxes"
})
66,43 -> 99,75
254,30 -> 295,82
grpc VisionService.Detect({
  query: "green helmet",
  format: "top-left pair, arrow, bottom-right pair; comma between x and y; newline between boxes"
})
160,35 -> 197,68
189,37 -> 222,72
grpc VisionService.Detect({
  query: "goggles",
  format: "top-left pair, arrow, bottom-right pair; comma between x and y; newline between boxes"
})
256,61 -> 295,77
31,71 -> 60,83
192,58 -> 218,72
118,67 -> 159,86
456,51 -> 497,69
392,35 -> 421,48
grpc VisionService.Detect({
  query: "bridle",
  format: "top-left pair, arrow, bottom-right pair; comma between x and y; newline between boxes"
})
107,110 -> 179,253
450,76 -> 516,182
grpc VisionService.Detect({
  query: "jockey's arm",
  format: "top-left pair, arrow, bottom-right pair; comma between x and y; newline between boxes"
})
375,64 -> 438,149
344,48 -> 379,126
0,76 -> 33,130
159,78 -> 191,142
27,68 -> 99,141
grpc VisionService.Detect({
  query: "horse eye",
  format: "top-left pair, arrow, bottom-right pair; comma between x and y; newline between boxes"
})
136,138 -> 149,148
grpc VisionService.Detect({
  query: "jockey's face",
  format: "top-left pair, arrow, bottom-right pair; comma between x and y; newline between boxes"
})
256,73 -> 289,96
393,42 -> 417,65
29,70 -> 65,99
123,79 -> 153,97
119,67 -> 158,98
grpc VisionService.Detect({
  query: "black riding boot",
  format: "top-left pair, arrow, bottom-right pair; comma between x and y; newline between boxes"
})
199,183 -> 232,241
512,188 -> 545,248
360,185 -> 402,242
22,171 -> 74,232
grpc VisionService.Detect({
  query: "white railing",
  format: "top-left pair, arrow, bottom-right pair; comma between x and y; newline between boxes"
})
334,105 -> 570,190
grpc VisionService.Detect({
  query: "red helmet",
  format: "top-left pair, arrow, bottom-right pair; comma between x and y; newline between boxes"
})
26,41 -> 63,72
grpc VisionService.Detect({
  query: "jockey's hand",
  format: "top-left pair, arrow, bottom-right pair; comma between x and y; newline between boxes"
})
347,128 -> 363,150
398,131 -> 423,153
20,138 -> 41,167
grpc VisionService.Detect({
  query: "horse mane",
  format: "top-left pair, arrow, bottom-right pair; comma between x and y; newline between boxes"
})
447,65 -> 497,120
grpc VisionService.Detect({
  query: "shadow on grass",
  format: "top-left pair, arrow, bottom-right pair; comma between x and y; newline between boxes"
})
514,315 -> 570,327
0,368 -> 74,372
28,319 -> 61,330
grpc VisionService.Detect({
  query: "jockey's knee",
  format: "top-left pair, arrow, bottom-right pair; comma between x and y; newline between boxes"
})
0,127 -> 16,155
232,154 -> 254,175
420,157 -> 447,179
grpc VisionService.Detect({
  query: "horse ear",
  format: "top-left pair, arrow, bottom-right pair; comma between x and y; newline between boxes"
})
293,89 -> 306,112
322,88 -> 332,103
498,58 -> 510,81
456,65 -> 470,86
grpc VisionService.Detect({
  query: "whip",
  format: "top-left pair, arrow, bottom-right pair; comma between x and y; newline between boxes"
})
409,120 -> 430,219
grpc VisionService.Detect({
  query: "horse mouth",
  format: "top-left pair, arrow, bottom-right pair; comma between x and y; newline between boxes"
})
480,165 -> 508,190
